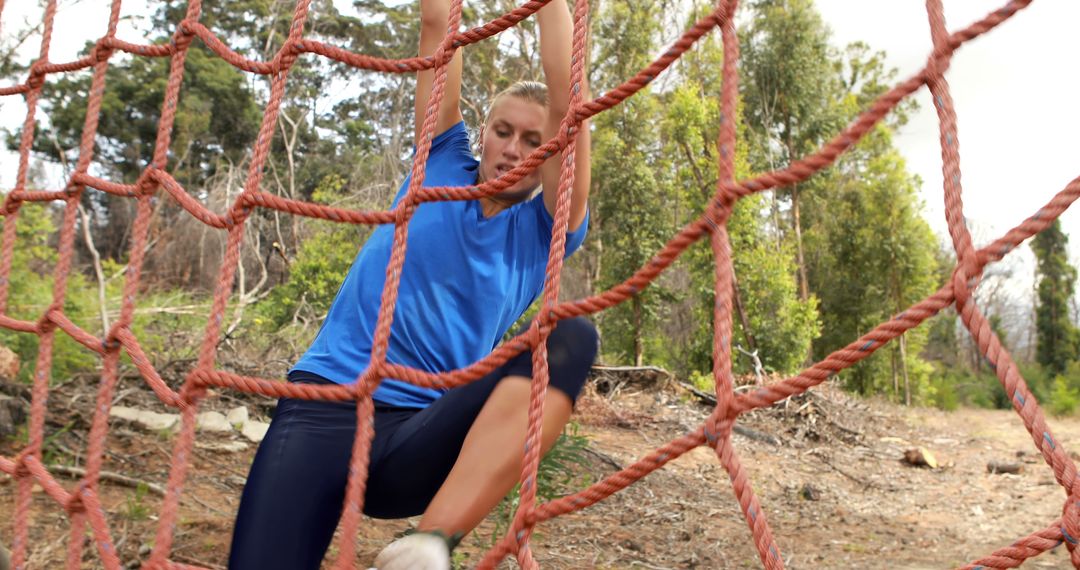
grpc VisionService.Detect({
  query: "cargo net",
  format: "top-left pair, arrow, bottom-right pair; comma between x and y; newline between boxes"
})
1,0 -> 1077,567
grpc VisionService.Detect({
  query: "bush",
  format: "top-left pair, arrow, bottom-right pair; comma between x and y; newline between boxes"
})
256,175 -> 366,330
489,423 -> 592,546
0,204 -> 96,383
1050,375 -> 1080,416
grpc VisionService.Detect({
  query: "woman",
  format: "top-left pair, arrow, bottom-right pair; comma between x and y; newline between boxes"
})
227,0 -> 594,567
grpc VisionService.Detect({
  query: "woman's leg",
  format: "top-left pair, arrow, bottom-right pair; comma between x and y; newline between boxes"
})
417,375 -> 575,535
364,318 -> 598,535
229,378 -> 414,570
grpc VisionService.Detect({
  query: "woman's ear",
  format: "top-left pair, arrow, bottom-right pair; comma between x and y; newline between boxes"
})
475,125 -> 485,154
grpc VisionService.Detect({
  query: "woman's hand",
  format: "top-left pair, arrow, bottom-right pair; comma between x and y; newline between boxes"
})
537,0 -> 590,232
415,0 -> 464,146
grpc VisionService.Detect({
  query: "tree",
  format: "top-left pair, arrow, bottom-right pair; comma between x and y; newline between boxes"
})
590,0 -> 673,366
740,0 -> 843,307
660,79 -> 819,377
1032,219 -> 1079,378
808,126 -> 938,401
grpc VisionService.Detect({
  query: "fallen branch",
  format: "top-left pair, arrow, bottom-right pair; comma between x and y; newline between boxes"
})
584,446 -> 623,471
672,381 -> 781,445
809,451 -> 891,490
47,464 -> 166,496
987,461 -> 1022,475
676,380 -> 716,405
733,424 -> 781,446
591,364 -> 673,375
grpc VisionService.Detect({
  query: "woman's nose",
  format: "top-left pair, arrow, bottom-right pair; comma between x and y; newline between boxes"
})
503,139 -> 522,159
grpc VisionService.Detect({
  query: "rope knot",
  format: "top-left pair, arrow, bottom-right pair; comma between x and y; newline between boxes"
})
135,169 -> 158,197
949,258 -> 983,309
174,20 -> 197,51
276,42 -> 301,71
66,482 -> 90,513
2,192 -> 23,215
26,62 -> 48,91
13,449 -> 32,478
179,371 -> 209,404
63,183 -> 83,199
102,322 -> 125,352
36,307 -> 60,335
704,411 -> 733,450
91,41 -> 115,64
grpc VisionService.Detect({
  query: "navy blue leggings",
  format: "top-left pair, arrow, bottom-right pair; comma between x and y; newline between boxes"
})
228,317 -> 598,570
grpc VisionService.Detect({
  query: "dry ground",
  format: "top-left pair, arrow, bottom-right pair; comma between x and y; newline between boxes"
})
2,373 -> 1078,569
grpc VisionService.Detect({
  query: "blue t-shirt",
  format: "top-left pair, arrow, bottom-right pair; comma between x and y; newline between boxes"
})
292,122 -> 589,407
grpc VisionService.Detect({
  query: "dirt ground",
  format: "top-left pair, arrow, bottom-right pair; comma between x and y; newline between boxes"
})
2,372 -> 1079,569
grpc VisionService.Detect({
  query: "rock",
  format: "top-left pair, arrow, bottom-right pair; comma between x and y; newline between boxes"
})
242,421 -> 270,443
0,540 -> 10,570
226,406 -> 249,429
110,406 -> 180,432
0,345 -> 18,381
800,483 -> 822,501
196,411 -> 233,432
987,461 -> 1022,475
903,447 -> 938,469
0,393 -> 26,442
196,441 -> 249,453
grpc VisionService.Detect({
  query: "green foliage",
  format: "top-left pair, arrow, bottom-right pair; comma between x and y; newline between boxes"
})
926,369 -> 960,411
125,482 -> 153,521
807,127 -> 938,402
0,204 -> 96,383
489,424 -> 592,546
729,196 -> 819,374
1050,375 -> 1079,416
590,0 -> 673,366
688,370 -> 713,393
741,0 -> 845,174
256,175 -> 366,329
32,46 -> 260,186
1032,219 -> 1080,378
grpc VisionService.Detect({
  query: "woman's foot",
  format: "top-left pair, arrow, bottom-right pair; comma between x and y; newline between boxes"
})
373,530 -> 457,570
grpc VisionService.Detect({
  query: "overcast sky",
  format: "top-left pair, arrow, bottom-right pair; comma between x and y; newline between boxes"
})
1,0 -> 1077,261
816,0 -> 1080,255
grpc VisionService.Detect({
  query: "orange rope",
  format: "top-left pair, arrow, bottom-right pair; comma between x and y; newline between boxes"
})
0,0 -> 1070,568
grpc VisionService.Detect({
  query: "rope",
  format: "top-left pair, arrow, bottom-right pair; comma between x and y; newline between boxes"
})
0,0 -> 1070,568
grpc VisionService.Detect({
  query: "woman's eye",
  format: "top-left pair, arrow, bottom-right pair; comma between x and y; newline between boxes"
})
495,130 -> 510,138
527,138 -> 541,148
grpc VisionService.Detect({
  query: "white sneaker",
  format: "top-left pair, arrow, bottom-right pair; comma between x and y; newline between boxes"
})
373,532 -> 451,570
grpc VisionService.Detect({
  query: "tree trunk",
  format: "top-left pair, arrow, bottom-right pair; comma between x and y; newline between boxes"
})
732,274 -> 757,353
900,333 -> 911,406
770,191 -> 783,252
633,294 -> 644,367
790,184 -> 810,302
890,344 -> 899,399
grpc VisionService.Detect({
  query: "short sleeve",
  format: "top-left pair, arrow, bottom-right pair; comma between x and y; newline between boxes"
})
524,195 -> 590,258
392,122 -> 475,206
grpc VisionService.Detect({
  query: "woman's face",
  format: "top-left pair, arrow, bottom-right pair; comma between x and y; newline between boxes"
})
479,96 -> 548,199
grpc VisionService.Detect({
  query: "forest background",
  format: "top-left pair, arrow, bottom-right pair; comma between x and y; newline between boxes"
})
1,0 -> 1080,415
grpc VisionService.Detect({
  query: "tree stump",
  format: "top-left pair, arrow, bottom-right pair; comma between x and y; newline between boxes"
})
0,344 -> 25,441
0,389 -> 27,442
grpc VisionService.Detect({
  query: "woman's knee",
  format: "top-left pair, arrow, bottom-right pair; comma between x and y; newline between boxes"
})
545,317 -> 598,399
548,317 -> 598,362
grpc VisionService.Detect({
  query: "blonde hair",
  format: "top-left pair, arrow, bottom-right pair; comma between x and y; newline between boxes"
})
485,81 -> 548,124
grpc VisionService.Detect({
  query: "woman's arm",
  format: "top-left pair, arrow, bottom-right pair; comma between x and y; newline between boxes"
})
415,0 -> 464,146
537,0 -> 590,232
